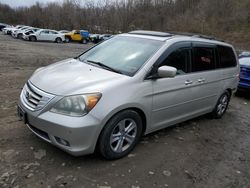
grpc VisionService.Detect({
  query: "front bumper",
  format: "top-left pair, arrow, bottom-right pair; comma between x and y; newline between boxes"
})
23,35 -> 29,40
12,33 -> 17,38
18,98 -> 102,156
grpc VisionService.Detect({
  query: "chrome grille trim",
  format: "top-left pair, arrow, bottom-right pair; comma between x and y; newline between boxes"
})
21,81 -> 55,111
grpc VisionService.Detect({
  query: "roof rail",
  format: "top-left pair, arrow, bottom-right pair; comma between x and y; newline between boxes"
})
128,30 -> 172,37
167,31 -> 224,42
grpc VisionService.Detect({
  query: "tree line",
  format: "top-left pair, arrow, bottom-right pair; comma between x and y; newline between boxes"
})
0,0 -> 250,48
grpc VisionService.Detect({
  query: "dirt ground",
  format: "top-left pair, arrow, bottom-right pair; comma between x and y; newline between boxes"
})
0,33 -> 250,188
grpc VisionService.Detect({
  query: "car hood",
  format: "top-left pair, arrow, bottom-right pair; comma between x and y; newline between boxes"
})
29,58 -> 126,95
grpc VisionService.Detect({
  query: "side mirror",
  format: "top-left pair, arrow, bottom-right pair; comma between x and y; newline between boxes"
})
157,66 -> 177,78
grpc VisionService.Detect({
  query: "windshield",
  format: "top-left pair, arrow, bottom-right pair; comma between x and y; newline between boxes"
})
239,58 -> 250,66
79,36 -> 163,76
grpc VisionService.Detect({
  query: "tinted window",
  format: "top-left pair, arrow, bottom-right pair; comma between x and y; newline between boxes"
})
218,46 -> 237,68
192,47 -> 216,72
161,48 -> 190,75
41,30 -> 49,34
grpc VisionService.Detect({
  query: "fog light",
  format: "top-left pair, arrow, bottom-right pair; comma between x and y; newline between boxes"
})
55,137 -> 70,147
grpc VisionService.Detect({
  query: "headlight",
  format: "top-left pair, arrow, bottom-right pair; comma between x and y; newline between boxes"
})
50,93 -> 101,117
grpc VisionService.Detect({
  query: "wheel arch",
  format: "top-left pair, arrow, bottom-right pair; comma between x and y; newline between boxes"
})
226,88 -> 232,98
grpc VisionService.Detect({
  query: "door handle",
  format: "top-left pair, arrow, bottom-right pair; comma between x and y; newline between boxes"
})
197,78 -> 206,83
185,80 -> 193,85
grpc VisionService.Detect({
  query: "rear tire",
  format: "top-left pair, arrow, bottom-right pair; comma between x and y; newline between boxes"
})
211,91 -> 230,119
55,37 -> 62,43
98,110 -> 143,160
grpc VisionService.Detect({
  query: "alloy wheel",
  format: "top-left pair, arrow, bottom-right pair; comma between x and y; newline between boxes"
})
217,94 -> 229,116
110,118 -> 137,153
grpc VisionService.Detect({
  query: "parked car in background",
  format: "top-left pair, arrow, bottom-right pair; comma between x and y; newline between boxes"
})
28,29 -> 65,43
12,26 -> 33,38
239,51 -> 250,58
18,30 -> 239,159
238,57 -> 250,91
100,34 -> 113,41
3,25 -> 24,35
89,34 -> 113,44
22,28 -> 41,40
89,34 -> 102,44
0,23 -> 11,31
11,26 -> 30,36
64,30 -> 90,43
80,30 -> 90,44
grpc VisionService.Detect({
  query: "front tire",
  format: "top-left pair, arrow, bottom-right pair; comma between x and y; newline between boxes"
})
17,33 -> 22,39
98,110 -> 143,160
82,39 -> 88,44
211,91 -> 230,119
30,36 -> 37,42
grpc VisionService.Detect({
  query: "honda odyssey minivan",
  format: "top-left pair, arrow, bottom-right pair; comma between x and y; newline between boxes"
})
18,30 -> 239,159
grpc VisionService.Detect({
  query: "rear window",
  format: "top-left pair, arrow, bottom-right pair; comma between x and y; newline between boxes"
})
218,46 -> 237,68
50,31 -> 58,34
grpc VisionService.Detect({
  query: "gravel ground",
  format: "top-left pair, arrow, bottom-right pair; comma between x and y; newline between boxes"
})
0,33 -> 250,188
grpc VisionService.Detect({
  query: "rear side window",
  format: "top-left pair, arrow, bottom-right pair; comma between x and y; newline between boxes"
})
192,47 -> 216,72
218,46 -> 237,68
50,31 -> 58,34
41,30 -> 49,34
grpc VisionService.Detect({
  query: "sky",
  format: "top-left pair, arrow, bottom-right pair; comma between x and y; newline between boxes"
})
0,0 -> 65,7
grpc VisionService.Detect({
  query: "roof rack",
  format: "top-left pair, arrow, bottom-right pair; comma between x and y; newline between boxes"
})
167,31 -> 225,42
128,30 -> 225,42
128,30 -> 173,37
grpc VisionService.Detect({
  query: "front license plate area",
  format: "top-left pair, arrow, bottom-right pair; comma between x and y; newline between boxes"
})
17,106 -> 27,124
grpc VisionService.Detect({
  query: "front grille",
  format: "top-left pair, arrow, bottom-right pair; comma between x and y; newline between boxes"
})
21,81 -> 54,111
25,82 -> 42,108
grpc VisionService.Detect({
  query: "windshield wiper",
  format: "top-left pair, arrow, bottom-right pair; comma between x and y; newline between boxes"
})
85,60 -> 123,74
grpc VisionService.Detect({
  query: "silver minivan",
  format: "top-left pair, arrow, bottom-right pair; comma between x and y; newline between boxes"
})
18,31 -> 239,159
